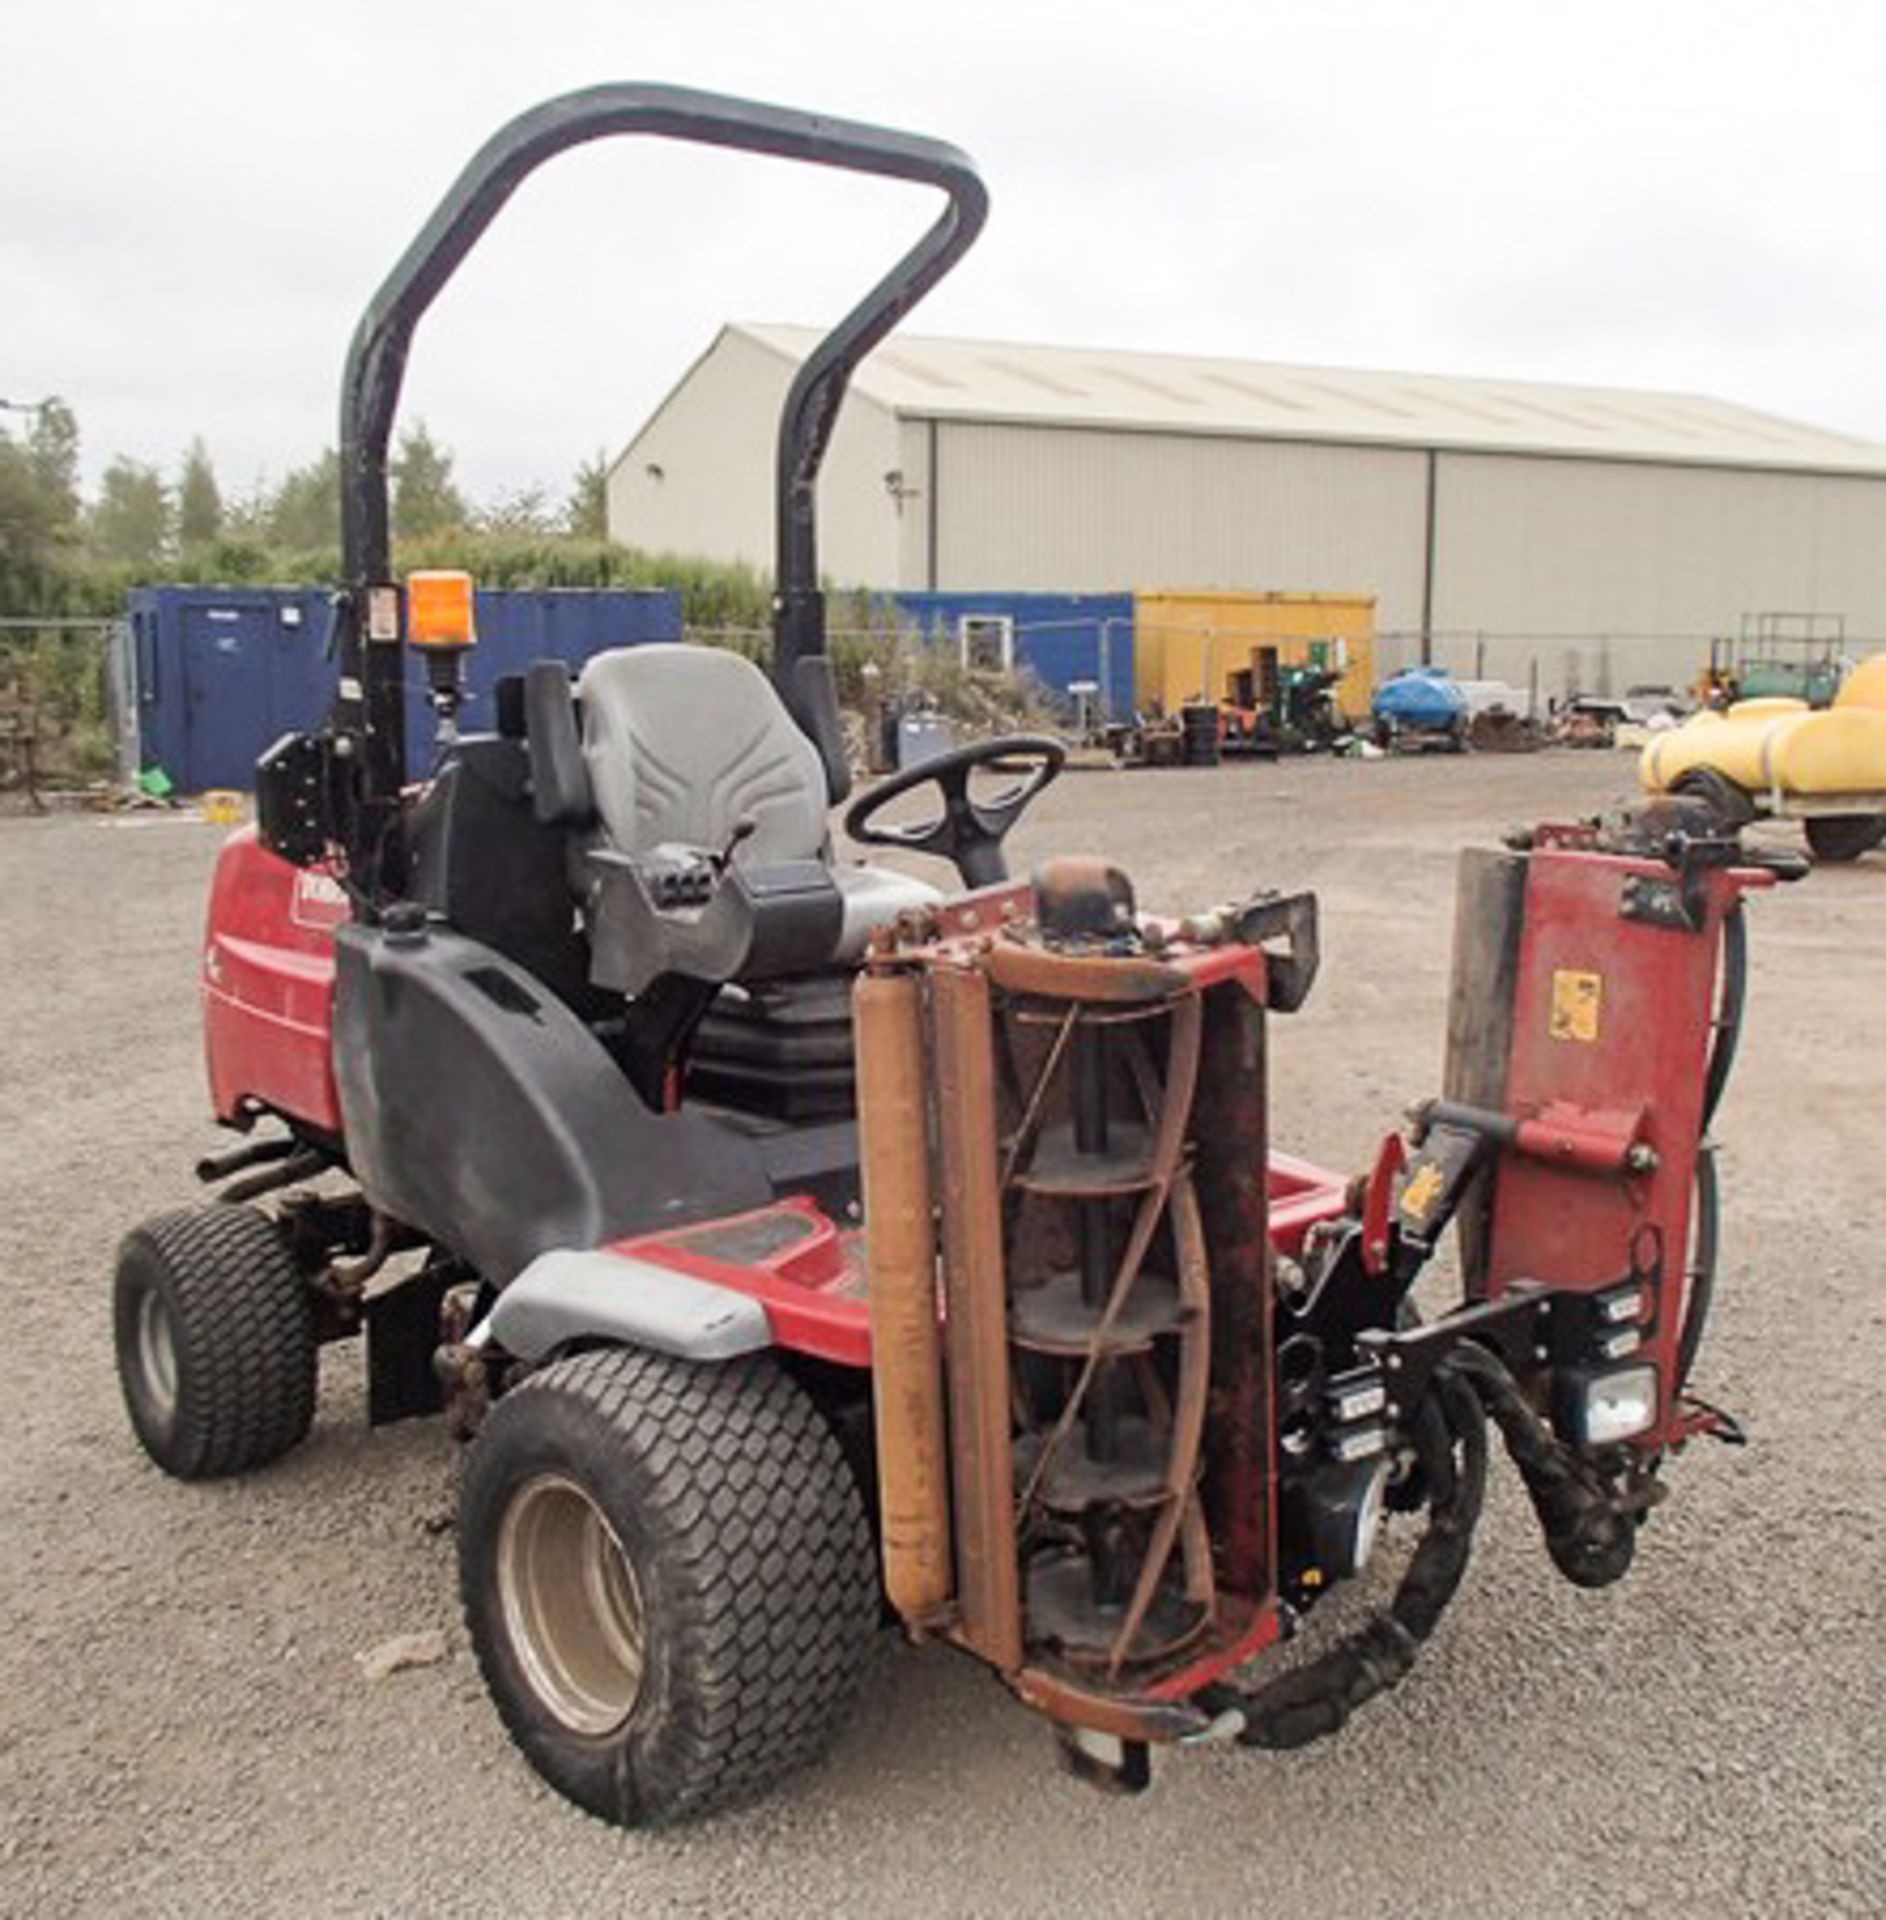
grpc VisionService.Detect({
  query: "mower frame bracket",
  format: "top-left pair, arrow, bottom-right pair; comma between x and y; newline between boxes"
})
1357,1285 -> 1553,1416
1231,889 -> 1320,1012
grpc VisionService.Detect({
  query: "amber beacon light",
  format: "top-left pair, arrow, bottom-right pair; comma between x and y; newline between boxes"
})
406,569 -> 478,650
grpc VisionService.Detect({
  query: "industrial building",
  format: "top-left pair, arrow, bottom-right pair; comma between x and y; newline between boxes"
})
607,324 -> 1886,696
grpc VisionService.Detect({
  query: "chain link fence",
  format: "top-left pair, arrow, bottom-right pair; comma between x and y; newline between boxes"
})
1377,628 -> 1886,713
0,618 -> 134,804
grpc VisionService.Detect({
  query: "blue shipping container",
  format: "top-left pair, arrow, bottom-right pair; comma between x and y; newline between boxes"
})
128,585 -> 683,792
893,592 -> 1134,722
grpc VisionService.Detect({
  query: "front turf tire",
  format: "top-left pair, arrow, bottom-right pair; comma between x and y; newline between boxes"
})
113,1205 -> 318,1480
460,1347 -> 878,1828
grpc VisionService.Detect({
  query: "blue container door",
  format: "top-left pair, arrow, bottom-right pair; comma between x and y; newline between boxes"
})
181,602 -> 276,790
170,595 -> 330,791
130,600 -> 177,781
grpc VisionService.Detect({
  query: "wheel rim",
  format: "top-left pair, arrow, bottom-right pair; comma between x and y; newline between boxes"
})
135,1285 -> 180,1423
496,1473 -> 646,1736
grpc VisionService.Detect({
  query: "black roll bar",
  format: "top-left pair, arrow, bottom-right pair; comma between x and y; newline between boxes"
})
333,82 -> 987,837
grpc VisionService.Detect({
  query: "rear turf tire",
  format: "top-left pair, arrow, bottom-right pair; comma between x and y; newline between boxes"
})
1804,814 -> 1885,862
460,1347 -> 877,1828
113,1205 -> 318,1479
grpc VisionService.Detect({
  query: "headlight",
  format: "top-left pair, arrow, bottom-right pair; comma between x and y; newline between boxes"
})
1325,1368 -> 1387,1424
1330,1422 -> 1387,1464
1567,1363 -> 1659,1448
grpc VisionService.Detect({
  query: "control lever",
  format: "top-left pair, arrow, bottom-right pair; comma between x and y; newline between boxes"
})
715,816 -> 757,872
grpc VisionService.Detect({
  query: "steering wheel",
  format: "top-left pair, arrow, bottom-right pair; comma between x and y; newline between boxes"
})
844,734 -> 1065,888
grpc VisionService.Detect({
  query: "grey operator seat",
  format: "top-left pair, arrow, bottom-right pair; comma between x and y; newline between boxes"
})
576,643 -> 940,964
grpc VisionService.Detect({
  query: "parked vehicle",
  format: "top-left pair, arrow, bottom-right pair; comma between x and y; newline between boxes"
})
113,84 -> 1799,1828
1643,653 -> 1886,861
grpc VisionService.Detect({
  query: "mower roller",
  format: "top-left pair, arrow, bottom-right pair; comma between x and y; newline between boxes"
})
115,85 -> 1801,1825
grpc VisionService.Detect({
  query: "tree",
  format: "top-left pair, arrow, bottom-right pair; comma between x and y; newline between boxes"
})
391,421 -> 466,540
267,449 -> 340,551
219,473 -> 274,543
563,450 -> 611,541
27,398 -> 80,533
0,435 -> 63,610
87,457 -> 173,573
476,483 -> 555,538
177,437 -> 223,551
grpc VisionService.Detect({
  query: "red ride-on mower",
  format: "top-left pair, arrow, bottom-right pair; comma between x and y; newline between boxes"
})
115,86 -> 1800,1826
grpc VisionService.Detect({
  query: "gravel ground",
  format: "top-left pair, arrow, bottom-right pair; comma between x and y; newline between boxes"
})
2,750 -> 1882,1918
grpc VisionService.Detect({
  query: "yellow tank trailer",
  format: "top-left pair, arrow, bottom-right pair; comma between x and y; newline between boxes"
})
1642,653 -> 1886,861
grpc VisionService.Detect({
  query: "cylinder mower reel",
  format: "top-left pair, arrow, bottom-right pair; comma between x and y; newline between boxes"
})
110,83 -> 1791,1830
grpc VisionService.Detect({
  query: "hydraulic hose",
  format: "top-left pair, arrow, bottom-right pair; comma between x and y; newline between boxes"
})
1446,1342 -> 1636,1590
1200,1369 -> 1488,1750
1679,1144 -> 1720,1391
1700,900 -> 1746,1131
1202,902 -> 1743,1751
1679,900 -> 1742,1389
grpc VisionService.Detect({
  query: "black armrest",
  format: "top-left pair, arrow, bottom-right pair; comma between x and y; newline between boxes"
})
584,849 -> 843,997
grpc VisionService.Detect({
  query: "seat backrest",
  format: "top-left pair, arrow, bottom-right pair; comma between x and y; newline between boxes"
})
577,645 -> 830,863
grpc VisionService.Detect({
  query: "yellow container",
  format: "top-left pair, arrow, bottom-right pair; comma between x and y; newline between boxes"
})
201,789 -> 243,826
1132,590 -> 1376,722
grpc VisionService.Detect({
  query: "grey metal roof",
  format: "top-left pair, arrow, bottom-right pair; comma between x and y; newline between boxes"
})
738,323 -> 1886,474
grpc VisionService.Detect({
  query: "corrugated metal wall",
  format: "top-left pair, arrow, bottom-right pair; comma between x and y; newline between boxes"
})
921,426 -> 1886,701
606,326 -> 902,586
1424,453 -> 1886,695
925,421 -> 1430,618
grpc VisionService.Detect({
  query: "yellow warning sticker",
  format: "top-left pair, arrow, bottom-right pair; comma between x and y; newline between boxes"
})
1400,1163 -> 1446,1224
1550,969 -> 1602,1043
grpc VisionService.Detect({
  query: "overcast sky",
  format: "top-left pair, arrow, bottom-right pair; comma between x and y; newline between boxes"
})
8,1 -> 1886,507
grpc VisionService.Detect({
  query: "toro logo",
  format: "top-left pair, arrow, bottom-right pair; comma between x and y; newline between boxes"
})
290,869 -> 350,931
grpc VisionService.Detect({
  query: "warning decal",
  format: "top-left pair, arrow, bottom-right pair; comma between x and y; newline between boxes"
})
1399,1162 -> 1445,1225
1549,969 -> 1602,1044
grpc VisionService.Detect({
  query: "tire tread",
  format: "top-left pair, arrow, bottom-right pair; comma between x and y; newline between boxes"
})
464,1347 -> 876,1825
116,1205 -> 317,1479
